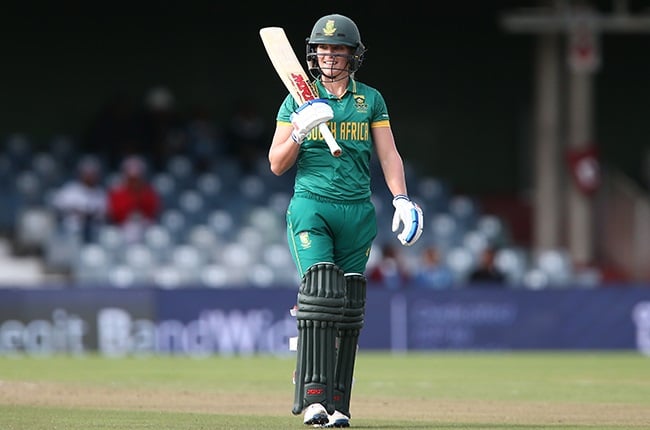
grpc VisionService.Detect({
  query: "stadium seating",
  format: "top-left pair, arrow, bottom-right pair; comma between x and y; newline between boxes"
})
0,133 -> 599,289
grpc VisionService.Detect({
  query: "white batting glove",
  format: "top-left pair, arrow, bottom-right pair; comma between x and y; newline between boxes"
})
290,98 -> 334,144
392,194 -> 424,246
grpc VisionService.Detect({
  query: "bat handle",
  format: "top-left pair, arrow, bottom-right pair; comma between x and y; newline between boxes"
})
319,123 -> 342,157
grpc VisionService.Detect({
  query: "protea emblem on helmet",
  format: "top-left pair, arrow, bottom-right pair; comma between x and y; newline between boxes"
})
323,20 -> 336,36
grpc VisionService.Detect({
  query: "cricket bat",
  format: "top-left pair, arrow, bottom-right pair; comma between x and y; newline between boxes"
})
259,26 -> 342,157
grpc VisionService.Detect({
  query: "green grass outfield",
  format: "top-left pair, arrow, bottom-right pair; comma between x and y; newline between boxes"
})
1,351 -> 649,429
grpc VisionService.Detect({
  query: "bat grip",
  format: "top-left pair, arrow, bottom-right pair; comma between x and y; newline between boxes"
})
319,123 -> 342,157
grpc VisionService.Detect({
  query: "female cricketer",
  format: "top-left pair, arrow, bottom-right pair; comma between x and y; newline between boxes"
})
268,13 -> 424,428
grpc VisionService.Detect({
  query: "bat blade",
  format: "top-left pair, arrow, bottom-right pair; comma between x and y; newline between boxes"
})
259,27 -> 342,157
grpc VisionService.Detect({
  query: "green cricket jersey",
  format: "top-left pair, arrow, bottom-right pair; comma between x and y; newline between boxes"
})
276,78 -> 390,201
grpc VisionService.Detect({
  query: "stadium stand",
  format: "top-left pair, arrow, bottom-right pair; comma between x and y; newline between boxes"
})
0,132 -> 604,289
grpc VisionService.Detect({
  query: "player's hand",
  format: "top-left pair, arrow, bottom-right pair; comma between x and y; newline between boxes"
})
290,98 -> 334,144
392,195 -> 424,246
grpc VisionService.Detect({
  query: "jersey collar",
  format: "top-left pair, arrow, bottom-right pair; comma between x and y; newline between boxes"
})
315,78 -> 357,100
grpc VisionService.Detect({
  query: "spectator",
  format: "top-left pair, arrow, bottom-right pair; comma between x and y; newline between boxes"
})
412,246 -> 455,289
50,155 -> 107,243
367,244 -> 410,289
107,155 -> 161,243
468,246 -> 506,286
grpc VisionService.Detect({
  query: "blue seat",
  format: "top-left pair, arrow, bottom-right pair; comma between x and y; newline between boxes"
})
195,172 -> 223,208
177,189 -> 208,225
186,224 -> 219,256
445,246 -> 477,284
462,230 -> 489,260
535,248 -> 574,287
143,224 -> 174,263
72,243 -> 112,286
96,225 -> 127,262
430,213 -> 462,253
476,214 -> 509,248
4,133 -> 33,171
200,263 -> 232,288
160,209 -> 189,244
415,176 -> 451,214
151,264 -> 184,289
151,172 -> 179,210
122,243 -> 156,284
247,263 -> 276,288
239,174 -> 267,206
165,155 -> 194,189
206,209 -> 235,241
15,170 -> 45,207
15,207 -> 56,254
494,247 -> 528,286
448,195 -> 479,232
169,244 -> 204,284
31,152 -> 64,188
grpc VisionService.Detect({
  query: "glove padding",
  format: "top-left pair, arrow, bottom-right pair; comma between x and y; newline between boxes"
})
290,98 -> 334,144
392,195 -> 424,246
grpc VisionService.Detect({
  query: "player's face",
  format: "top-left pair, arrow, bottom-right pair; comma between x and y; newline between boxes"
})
316,44 -> 351,80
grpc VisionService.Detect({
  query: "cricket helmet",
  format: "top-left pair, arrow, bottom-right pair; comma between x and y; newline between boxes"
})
306,14 -> 366,78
